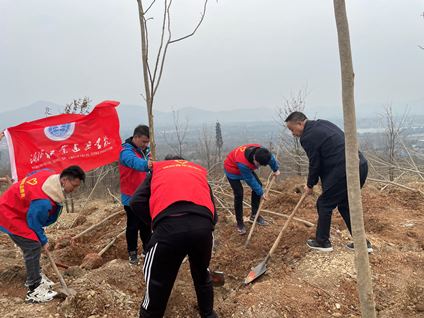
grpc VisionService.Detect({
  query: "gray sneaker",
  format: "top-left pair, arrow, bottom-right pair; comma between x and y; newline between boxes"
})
346,240 -> 373,253
237,224 -> 247,235
249,215 -> 267,225
129,251 -> 140,265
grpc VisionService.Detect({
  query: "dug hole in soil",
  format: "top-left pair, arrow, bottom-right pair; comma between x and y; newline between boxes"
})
0,176 -> 423,317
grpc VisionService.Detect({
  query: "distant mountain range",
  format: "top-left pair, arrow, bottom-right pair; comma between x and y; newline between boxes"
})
2,101 -> 423,134
0,101 -> 276,131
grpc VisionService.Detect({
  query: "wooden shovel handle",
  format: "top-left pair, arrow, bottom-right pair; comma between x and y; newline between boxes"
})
268,193 -> 307,258
45,249 -> 70,292
245,174 -> 276,247
98,229 -> 126,257
72,209 -> 124,240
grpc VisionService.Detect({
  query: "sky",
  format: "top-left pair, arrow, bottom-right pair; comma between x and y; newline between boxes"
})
0,0 -> 423,118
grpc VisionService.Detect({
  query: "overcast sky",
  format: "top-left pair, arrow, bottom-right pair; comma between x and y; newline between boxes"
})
0,0 -> 423,118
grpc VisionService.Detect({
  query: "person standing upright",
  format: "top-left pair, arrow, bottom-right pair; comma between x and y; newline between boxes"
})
119,125 -> 153,265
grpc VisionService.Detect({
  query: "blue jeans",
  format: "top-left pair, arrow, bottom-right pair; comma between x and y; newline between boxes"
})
9,234 -> 42,288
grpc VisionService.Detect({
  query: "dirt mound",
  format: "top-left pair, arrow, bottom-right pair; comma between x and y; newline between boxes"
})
0,179 -> 423,317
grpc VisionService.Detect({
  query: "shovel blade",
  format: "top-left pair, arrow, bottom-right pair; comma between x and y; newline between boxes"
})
210,271 -> 225,287
57,287 -> 77,297
244,260 -> 267,285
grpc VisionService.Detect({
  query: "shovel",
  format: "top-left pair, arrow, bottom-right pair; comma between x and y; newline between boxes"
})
245,173 -> 276,247
244,193 -> 306,285
45,249 -> 76,297
210,270 -> 225,287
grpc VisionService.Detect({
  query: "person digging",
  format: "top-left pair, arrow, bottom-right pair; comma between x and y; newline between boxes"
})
285,111 -> 372,252
224,144 -> 280,235
130,155 -> 218,318
0,166 -> 85,303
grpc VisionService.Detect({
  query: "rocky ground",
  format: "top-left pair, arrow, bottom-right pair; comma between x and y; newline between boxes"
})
0,176 -> 423,317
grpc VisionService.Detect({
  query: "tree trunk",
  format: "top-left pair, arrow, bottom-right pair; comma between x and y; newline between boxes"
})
137,0 -> 156,160
333,1 -> 377,317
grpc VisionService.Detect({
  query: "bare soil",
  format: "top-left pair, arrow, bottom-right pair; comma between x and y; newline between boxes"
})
0,176 -> 423,317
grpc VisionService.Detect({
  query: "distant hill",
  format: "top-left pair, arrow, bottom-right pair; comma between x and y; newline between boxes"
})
0,101 -> 276,132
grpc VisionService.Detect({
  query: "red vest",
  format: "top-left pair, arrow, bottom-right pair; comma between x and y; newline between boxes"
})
149,160 -> 215,221
224,144 -> 260,175
119,147 -> 148,196
0,170 -> 58,241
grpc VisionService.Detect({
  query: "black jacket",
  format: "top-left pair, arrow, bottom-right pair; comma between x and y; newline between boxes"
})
300,119 -> 367,190
129,173 -> 217,230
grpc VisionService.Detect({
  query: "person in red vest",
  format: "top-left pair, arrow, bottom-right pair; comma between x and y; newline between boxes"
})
119,125 -> 153,265
0,166 -> 85,303
224,144 -> 280,234
130,155 -> 218,318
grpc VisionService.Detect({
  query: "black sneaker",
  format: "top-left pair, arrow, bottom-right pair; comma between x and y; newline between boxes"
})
346,240 -> 373,253
249,215 -> 267,225
306,239 -> 333,252
129,251 -> 139,265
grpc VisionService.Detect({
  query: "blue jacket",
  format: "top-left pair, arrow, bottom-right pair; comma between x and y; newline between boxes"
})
26,200 -> 61,245
225,154 -> 279,196
119,140 -> 150,206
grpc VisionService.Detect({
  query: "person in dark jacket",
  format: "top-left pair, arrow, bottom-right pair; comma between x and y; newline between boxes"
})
224,144 -> 280,234
130,155 -> 218,318
285,112 -> 372,252
119,125 -> 153,265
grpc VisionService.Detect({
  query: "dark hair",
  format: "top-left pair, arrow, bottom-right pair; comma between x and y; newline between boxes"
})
133,125 -> 150,138
254,148 -> 272,166
60,165 -> 85,182
164,154 -> 185,160
285,111 -> 307,123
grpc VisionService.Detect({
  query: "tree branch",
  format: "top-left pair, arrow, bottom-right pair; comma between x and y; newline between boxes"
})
168,0 -> 208,44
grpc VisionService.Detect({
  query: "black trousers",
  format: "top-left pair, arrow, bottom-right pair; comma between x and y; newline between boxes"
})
124,205 -> 152,253
227,172 -> 262,226
316,161 -> 369,244
139,214 -> 215,318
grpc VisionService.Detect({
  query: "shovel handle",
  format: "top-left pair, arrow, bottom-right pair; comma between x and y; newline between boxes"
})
268,193 -> 307,258
245,174 -> 276,247
45,249 -> 70,292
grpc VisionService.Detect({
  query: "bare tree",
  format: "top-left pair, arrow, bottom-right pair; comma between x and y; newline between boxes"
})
198,124 -> 214,169
215,121 -> 223,162
64,97 -> 92,114
333,1 -> 376,317
419,11 -> 424,50
380,105 -> 409,181
277,88 -> 308,175
163,109 -> 189,157
45,107 -> 52,117
136,0 -> 209,159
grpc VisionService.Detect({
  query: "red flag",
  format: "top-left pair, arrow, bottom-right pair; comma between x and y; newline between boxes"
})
5,100 -> 121,181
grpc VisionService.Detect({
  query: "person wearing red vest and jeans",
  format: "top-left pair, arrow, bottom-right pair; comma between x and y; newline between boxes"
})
0,166 -> 85,303
224,144 -> 280,235
130,156 -> 218,318
119,125 -> 153,265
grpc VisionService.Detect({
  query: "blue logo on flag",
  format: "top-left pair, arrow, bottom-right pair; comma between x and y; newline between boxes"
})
44,123 -> 75,141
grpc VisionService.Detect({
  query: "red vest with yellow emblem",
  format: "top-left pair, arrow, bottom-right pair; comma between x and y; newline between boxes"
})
119,147 -> 149,197
224,143 -> 260,175
149,160 -> 215,221
0,170 -> 58,241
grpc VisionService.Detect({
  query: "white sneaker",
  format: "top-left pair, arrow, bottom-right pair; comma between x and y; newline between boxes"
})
25,272 -> 55,289
40,272 -> 55,288
25,284 -> 58,303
